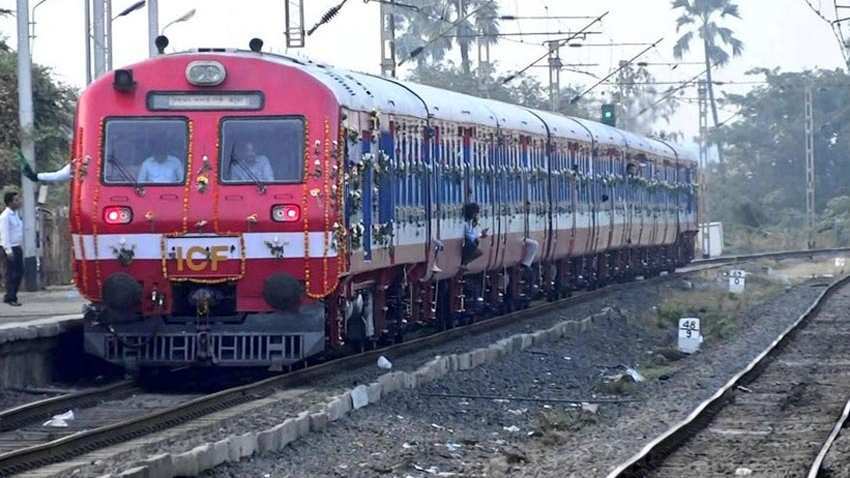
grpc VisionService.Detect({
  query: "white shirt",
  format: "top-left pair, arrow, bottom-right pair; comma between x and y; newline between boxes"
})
228,155 -> 274,182
0,208 -> 23,253
137,155 -> 184,183
38,163 -> 72,183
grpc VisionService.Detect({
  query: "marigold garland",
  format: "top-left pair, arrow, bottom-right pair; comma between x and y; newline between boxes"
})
302,119 -> 313,296
72,128 -> 88,293
91,120 -> 104,296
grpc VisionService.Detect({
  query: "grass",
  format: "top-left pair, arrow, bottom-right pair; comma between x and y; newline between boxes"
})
535,407 -> 599,446
647,276 -> 783,343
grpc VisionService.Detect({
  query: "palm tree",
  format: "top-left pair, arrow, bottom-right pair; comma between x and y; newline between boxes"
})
672,0 -> 744,136
395,0 -> 499,75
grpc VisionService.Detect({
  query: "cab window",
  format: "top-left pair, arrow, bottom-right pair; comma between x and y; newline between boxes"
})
220,117 -> 305,184
103,118 -> 188,185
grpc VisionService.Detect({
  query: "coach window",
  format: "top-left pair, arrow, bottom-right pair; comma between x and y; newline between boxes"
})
220,117 -> 305,183
103,118 -> 188,185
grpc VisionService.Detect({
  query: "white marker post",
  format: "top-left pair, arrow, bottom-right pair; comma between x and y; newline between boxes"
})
678,318 -> 703,354
729,269 -> 746,294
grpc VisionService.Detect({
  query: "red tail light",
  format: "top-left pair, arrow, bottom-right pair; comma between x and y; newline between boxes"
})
103,206 -> 133,225
272,204 -> 301,223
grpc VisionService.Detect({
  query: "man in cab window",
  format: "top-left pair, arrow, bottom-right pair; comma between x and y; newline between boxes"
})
137,142 -> 184,183
227,141 -> 274,182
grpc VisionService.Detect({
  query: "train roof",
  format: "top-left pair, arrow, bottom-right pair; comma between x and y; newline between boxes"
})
134,50 -> 696,164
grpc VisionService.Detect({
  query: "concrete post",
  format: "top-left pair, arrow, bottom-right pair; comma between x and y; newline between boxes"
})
84,0 -> 92,84
148,0 -> 159,56
16,0 -> 39,291
92,0 -> 106,77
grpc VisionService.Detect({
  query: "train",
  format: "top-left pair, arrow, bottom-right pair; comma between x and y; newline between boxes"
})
70,38 -> 699,372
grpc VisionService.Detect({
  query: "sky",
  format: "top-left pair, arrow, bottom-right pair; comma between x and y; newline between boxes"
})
0,0 -> 847,141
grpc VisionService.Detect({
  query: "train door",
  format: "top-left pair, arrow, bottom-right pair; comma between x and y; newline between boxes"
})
425,124 -> 439,274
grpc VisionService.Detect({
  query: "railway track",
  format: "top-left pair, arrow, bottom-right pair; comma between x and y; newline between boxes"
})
0,248 -> 846,477
608,273 -> 850,477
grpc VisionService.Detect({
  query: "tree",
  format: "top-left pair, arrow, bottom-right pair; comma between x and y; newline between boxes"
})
0,33 -> 77,190
711,68 -> 850,248
407,61 -> 596,120
395,0 -> 499,74
614,63 -> 679,135
672,0 -> 743,146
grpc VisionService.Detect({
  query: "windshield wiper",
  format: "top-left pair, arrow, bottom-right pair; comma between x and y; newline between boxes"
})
108,153 -> 145,197
230,144 -> 266,194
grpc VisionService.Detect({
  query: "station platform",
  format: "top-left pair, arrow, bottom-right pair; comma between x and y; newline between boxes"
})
0,286 -> 85,345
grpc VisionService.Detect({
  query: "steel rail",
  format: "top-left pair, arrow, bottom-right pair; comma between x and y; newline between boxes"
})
606,274 -> 850,478
2,248 -> 848,476
0,380 -> 138,433
808,396 -> 850,477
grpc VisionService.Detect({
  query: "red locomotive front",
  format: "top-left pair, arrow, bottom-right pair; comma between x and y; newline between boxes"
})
74,52 -> 343,369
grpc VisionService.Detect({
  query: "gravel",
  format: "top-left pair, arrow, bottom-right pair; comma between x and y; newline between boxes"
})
70,271 -> 695,477
202,262 -> 831,478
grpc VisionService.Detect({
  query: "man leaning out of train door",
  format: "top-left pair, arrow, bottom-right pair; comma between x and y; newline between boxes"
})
462,202 -> 487,267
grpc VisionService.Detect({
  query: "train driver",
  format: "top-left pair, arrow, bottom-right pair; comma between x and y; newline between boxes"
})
137,142 -> 184,184
226,141 -> 275,182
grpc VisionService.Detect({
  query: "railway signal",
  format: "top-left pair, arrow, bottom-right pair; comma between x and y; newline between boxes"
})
601,103 -> 616,126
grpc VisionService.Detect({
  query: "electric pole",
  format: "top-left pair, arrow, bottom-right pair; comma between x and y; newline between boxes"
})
105,0 -> 114,69
616,60 -> 627,130
547,40 -> 562,112
698,79 -> 710,257
284,0 -> 305,48
84,0 -> 92,84
805,85 -> 816,249
148,0 -> 159,56
92,0 -> 106,77
16,0 -> 39,291
477,25 -> 491,95
380,0 -> 397,77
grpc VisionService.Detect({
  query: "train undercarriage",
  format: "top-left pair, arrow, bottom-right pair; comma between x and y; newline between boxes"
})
84,235 -> 695,372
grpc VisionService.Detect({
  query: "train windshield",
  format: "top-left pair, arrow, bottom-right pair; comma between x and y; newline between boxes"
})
219,117 -> 305,184
103,118 -> 188,185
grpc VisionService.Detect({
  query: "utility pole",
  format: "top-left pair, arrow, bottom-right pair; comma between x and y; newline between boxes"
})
805,85 -> 816,249
105,0 -> 112,70
16,0 -> 39,291
147,0 -> 159,56
84,0 -> 92,84
477,25 -> 491,96
616,60 -> 627,130
547,40 -> 562,112
697,80 -> 711,257
92,0 -> 106,77
284,0 -> 305,48
380,0 -> 397,77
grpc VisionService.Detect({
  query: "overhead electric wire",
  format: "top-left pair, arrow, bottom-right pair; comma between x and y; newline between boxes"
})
801,0 -> 850,66
500,11 -> 610,84
637,67 -> 709,116
569,36 -> 664,103
442,30 -> 602,38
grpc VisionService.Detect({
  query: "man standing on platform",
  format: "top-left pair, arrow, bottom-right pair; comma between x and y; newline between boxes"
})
0,191 -> 24,306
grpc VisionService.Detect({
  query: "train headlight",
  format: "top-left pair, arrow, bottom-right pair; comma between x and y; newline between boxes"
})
104,206 -> 133,225
271,204 -> 301,223
185,61 -> 226,86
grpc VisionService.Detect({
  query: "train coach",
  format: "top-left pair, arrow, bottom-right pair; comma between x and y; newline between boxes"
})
70,39 -> 698,372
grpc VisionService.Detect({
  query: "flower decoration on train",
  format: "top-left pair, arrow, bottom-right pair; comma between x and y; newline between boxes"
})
264,237 -> 288,259
350,222 -> 365,250
373,222 -> 394,247
332,222 -> 347,250
111,240 -> 136,267
79,155 -> 91,178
